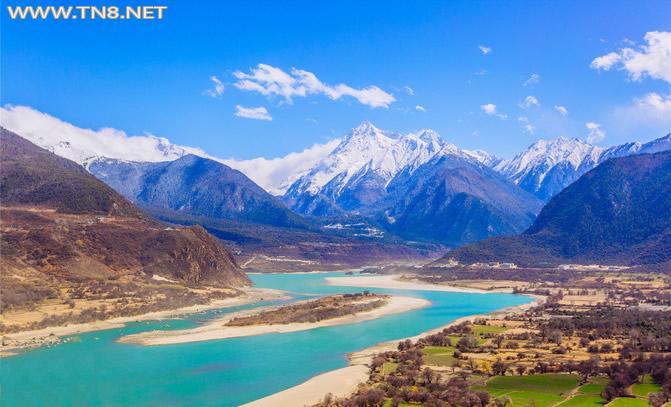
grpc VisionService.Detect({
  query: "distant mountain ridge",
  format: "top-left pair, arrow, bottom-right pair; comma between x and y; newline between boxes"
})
495,134 -> 671,200
13,113 -> 670,204
89,154 -> 307,229
11,117 -> 671,247
440,150 -> 671,267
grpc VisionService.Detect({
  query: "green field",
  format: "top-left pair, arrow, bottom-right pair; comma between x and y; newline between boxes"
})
474,374 -> 581,407
631,383 -> 660,398
422,345 -> 458,366
559,394 -> 605,406
631,375 -> 661,398
557,377 -> 607,407
608,397 -> 649,407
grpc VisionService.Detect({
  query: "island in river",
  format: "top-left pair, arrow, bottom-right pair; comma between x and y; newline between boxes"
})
118,292 -> 430,345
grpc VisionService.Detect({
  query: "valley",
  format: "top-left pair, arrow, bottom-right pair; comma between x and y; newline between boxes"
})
4,4 -> 670,407
2,124 -> 671,407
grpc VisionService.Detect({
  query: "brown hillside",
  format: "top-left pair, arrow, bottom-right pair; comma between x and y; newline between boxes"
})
0,128 -> 249,332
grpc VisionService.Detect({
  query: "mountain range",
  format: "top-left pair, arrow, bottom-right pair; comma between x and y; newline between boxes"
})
10,118 -> 671,248
283,122 -> 543,245
439,149 -> 671,268
86,153 -> 442,269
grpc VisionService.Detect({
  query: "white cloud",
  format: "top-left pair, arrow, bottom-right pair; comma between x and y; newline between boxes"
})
403,86 -> 415,96
223,139 -> 340,195
590,52 -> 622,70
234,105 -> 272,121
480,103 -> 507,119
590,31 -> 671,84
478,45 -> 492,55
481,103 -> 497,115
203,75 -> 225,98
0,105 -> 208,164
518,116 -> 535,134
233,63 -> 395,108
586,122 -> 606,143
614,92 -> 671,129
634,92 -> 671,113
523,73 -> 540,87
0,104 -> 338,195
521,95 -> 540,108
415,105 -> 426,112
554,105 -> 568,116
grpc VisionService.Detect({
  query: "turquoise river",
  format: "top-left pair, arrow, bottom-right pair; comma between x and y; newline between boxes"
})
1,272 -> 532,406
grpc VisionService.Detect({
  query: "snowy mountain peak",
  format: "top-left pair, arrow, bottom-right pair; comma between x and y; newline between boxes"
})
463,149 -> 502,167
346,120 -> 386,139
415,129 -> 440,142
527,136 -> 593,156
501,136 -> 602,176
285,122 -> 451,202
496,133 -> 671,201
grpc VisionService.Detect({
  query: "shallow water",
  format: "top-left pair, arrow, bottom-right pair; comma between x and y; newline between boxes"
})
1,272 -> 531,406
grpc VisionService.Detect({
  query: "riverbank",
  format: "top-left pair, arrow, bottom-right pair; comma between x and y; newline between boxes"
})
243,282 -> 543,407
118,295 -> 430,346
0,287 -> 286,357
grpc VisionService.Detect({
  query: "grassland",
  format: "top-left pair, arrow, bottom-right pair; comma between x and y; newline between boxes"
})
474,374 -> 581,407
608,398 -> 650,407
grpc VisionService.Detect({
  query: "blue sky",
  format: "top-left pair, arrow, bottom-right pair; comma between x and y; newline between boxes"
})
2,0 -> 670,159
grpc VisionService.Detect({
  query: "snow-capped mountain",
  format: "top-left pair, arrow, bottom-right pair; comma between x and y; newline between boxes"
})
496,134 -> 671,201
463,149 -> 503,167
289,121 -> 398,196
282,121 -> 543,245
0,105 -> 334,195
284,121 -> 480,214
494,137 -> 603,201
600,133 -> 671,161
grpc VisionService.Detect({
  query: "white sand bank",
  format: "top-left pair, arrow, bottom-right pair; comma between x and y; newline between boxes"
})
241,365 -> 370,407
